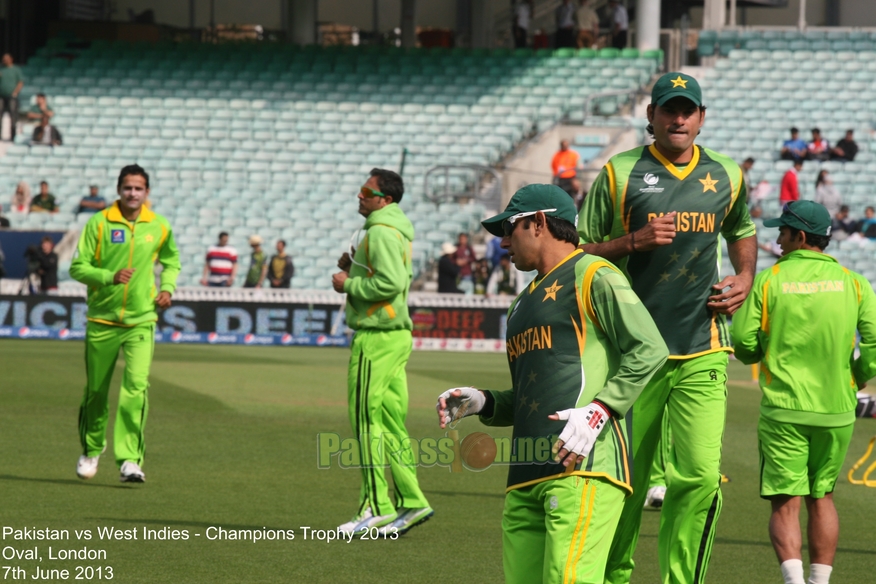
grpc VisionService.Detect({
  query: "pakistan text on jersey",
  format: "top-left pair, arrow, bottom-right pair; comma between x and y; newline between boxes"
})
507,325 -> 553,362
781,281 -> 845,294
646,212 -> 716,233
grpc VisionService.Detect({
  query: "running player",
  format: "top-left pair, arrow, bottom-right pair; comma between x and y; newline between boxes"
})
71,164 -> 180,483
577,71 -> 757,583
732,201 -> 876,584
437,184 -> 668,583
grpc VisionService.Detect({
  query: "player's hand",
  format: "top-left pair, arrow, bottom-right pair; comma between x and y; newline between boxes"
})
332,271 -> 349,293
707,272 -> 753,315
549,402 -> 610,467
633,212 -> 677,251
155,291 -> 172,309
113,268 -> 135,285
437,387 -> 485,429
337,251 -> 353,272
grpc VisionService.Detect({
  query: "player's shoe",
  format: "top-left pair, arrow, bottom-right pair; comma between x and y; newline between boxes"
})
76,455 -> 100,480
119,461 -> 146,483
337,507 -> 397,535
644,486 -> 666,509
378,506 -> 434,537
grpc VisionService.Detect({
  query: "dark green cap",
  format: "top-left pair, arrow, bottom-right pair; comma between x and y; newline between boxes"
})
763,200 -> 832,237
651,71 -> 702,107
481,184 -> 578,238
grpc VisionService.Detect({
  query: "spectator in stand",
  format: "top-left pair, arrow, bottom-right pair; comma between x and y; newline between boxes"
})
452,232 -> 476,294
35,236 -> 58,293
0,204 -> 8,228
243,235 -> 268,288
76,185 -> 107,215
30,181 -> 58,213
26,93 -> 53,122
608,0 -> 629,49
486,254 -> 524,296
486,235 -> 508,270
831,129 -> 858,162
473,258 -> 492,295
576,0 -> 599,48
806,128 -> 830,161
0,53 -> 24,142
268,239 -> 294,288
814,170 -> 842,218
11,181 -> 30,213
552,139 -> 581,198
438,242 -> 463,294
780,127 -> 807,161
740,157 -> 755,193
858,206 -> 876,240
31,114 -> 62,146
201,231 -> 238,287
780,160 -> 803,205
831,205 -> 857,242
555,0 -> 577,48
513,0 -> 533,49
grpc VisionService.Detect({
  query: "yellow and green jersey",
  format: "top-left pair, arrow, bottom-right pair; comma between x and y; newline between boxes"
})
579,144 -> 756,358
732,250 -> 876,427
70,201 -> 180,327
479,250 -> 668,494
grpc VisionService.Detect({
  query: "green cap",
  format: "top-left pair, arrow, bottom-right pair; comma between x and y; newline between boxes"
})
651,72 -> 702,107
763,200 -> 832,236
481,184 -> 578,238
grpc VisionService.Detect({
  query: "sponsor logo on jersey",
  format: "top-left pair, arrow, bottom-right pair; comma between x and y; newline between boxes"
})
639,173 -> 665,194
111,229 -> 125,243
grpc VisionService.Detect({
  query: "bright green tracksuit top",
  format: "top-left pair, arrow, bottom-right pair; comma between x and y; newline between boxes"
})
731,249 -> 876,427
70,202 -> 180,327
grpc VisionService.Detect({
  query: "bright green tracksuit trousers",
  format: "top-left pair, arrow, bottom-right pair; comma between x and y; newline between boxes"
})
79,321 -> 155,467
347,329 -> 429,517
606,352 -> 727,584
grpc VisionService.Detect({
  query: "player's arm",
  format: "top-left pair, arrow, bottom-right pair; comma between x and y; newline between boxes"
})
852,276 -> 876,387
343,227 -> 407,301
227,257 -> 238,287
729,271 -> 766,364
69,219 -> 114,287
710,180 -> 757,315
157,224 -> 181,295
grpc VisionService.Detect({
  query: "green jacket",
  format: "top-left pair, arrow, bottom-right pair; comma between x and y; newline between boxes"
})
731,250 -> 876,426
70,202 -> 180,327
343,203 -> 414,331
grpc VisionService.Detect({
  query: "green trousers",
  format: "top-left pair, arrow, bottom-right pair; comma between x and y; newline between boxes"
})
503,476 -> 625,584
347,329 -> 428,516
606,352 -> 727,584
79,321 -> 155,467
649,409 -> 672,488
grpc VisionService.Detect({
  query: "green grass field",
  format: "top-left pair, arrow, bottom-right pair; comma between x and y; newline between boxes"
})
1,341 -> 875,583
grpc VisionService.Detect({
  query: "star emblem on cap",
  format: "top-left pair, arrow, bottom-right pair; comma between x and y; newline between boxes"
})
699,173 -> 718,193
671,76 -> 688,88
543,280 -> 563,302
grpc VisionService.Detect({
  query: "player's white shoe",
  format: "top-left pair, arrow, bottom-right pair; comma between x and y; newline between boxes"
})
644,485 -> 666,509
76,455 -> 100,480
119,461 -> 146,483
378,507 -> 434,537
337,507 -> 398,535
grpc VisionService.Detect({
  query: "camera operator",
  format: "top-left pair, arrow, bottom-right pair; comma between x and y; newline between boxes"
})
28,236 -> 58,293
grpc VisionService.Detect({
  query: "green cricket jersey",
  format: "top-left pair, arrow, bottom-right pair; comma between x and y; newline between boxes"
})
479,250 -> 668,493
731,250 -> 876,427
70,202 -> 180,327
579,144 -> 756,358
343,203 -> 414,332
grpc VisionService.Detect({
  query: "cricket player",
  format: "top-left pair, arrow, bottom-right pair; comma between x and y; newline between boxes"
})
731,201 -> 876,584
577,71 -> 757,583
71,165 -> 180,483
436,184 -> 668,583
331,168 -> 432,535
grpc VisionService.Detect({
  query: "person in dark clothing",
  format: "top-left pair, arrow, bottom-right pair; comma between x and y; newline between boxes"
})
830,129 -> 858,162
268,239 -> 295,288
437,243 -> 463,293
35,236 -> 58,292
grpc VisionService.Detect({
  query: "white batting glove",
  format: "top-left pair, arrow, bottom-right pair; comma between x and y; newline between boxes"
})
551,401 -> 610,466
436,387 -> 485,429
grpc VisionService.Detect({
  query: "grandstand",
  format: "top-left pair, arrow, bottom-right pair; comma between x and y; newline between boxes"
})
0,41 -> 660,288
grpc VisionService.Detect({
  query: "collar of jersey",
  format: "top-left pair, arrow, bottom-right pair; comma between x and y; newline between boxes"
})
106,200 -> 155,226
648,143 -> 700,181
777,249 -> 836,264
528,248 -> 583,294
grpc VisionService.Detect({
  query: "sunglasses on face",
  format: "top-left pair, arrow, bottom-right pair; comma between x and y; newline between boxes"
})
501,208 -> 558,237
360,186 -> 386,199
782,203 -> 814,230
